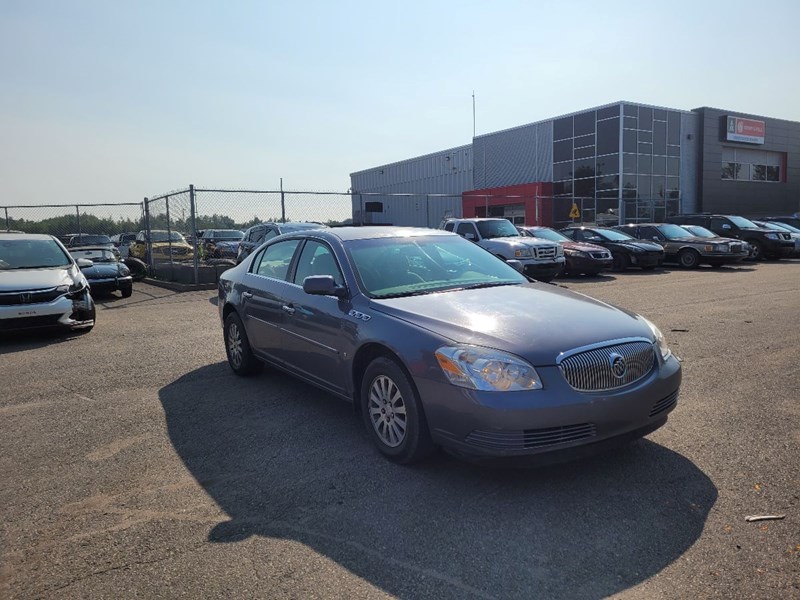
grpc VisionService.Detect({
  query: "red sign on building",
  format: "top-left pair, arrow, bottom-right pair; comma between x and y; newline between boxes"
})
726,116 -> 765,144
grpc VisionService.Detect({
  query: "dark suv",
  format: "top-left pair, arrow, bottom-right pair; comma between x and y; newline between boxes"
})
236,222 -> 328,264
667,214 -> 794,260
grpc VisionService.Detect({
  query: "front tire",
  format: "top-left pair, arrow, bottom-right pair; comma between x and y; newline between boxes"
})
678,249 -> 700,269
361,357 -> 434,464
120,284 -> 133,298
612,253 -> 630,271
750,241 -> 765,261
224,312 -> 261,376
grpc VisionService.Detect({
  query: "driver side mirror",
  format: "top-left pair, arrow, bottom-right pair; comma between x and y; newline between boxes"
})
652,236 -> 660,241
464,233 -> 477,241
722,223 -> 731,230
303,275 -> 348,299
76,258 -> 94,268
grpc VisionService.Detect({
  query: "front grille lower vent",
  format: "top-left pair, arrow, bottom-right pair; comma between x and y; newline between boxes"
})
465,423 -> 597,450
649,390 -> 679,417
559,341 -> 655,392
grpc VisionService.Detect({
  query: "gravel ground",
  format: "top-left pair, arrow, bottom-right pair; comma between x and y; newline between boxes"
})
1,261 -> 798,599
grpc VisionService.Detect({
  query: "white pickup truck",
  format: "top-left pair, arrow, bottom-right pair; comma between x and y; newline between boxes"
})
441,218 -> 565,282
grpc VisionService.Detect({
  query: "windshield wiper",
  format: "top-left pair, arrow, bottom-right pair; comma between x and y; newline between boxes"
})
456,281 -> 519,291
374,289 -> 433,299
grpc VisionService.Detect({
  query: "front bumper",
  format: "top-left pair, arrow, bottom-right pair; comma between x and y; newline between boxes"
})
87,275 -> 133,291
565,255 -> 613,273
629,252 -> 663,267
521,258 -> 566,280
417,354 -> 681,459
0,292 -> 95,332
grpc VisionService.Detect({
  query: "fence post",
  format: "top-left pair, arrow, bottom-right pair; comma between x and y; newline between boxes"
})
280,178 -> 286,223
425,195 -> 430,228
190,185 -> 199,285
535,192 -> 540,225
143,198 -> 153,273
3,207 -> 8,230
76,205 -> 81,235
165,196 -> 173,273
359,194 -> 364,226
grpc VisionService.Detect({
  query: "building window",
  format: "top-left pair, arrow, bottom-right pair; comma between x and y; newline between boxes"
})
721,147 -> 784,182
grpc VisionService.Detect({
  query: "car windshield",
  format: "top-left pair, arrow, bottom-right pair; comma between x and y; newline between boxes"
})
684,225 -> 715,238
770,222 -> 800,233
729,216 -> 759,229
151,231 -> 187,243
70,249 -> 117,263
476,220 -> 520,239
71,235 -> 111,245
658,224 -> 695,240
346,235 -> 527,299
596,229 -> 635,241
523,228 -> 569,243
0,239 -> 72,269
210,230 -> 244,240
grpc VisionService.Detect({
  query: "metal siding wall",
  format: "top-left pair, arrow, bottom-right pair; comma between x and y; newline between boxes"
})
680,112 -> 700,214
350,145 -> 472,226
472,121 -> 553,189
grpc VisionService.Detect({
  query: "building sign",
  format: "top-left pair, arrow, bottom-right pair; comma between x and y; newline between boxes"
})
726,116 -> 765,144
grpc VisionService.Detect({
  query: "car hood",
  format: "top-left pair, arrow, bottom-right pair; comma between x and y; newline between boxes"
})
213,240 -> 241,247
564,241 -> 609,253
606,240 -> 663,251
370,283 -> 652,366
0,265 -> 78,292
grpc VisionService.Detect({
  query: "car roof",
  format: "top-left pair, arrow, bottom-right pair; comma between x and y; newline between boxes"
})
0,232 -> 56,241
284,226 -> 454,242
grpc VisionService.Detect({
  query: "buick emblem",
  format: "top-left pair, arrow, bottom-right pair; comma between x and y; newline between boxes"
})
609,353 -> 627,378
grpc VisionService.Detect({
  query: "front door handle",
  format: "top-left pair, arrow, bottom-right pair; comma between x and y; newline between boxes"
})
242,291 -> 253,299
282,305 -> 295,315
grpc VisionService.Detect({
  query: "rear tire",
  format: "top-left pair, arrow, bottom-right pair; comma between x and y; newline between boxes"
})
224,312 -> 261,376
361,357 -> 434,464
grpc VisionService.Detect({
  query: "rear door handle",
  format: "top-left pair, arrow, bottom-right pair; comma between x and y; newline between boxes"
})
242,291 -> 253,299
282,305 -> 295,315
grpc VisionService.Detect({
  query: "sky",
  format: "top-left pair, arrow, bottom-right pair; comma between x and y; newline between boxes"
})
1,0 -> 799,208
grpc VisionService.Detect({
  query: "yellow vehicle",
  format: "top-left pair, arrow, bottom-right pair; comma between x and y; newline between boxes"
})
129,230 -> 194,263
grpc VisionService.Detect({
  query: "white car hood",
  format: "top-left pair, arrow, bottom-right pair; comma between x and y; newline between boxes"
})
0,265 -> 78,292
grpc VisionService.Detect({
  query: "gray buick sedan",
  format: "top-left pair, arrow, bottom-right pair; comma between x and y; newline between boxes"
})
218,227 -> 681,464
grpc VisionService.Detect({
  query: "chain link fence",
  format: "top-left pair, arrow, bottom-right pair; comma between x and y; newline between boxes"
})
1,203 -> 144,242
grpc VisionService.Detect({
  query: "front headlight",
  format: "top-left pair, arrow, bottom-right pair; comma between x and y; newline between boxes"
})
629,246 -> 644,253
514,247 -> 533,258
642,317 -> 672,361
435,346 -> 542,391
765,233 -> 779,240
564,248 -> 587,257
57,280 -> 85,297
714,244 -> 729,252
119,265 -> 131,276
556,245 -> 564,257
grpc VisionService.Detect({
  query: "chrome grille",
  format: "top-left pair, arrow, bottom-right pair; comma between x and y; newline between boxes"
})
534,246 -> 557,259
730,243 -> 742,252
466,423 -> 596,450
0,287 -> 63,306
559,341 -> 655,391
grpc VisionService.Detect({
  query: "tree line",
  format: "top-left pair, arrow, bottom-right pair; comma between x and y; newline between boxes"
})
6,212 -> 351,236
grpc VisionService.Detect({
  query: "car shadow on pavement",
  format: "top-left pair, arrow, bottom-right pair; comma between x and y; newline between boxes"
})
0,329 -> 89,352
160,363 -> 717,600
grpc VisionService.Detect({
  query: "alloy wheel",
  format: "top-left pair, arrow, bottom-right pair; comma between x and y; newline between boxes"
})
227,321 -> 243,369
368,375 -> 408,448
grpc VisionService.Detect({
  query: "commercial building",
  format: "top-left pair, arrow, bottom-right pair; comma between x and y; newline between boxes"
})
350,101 -> 799,228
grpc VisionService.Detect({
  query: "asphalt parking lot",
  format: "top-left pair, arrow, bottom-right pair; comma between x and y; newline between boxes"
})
2,261 -> 798,599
